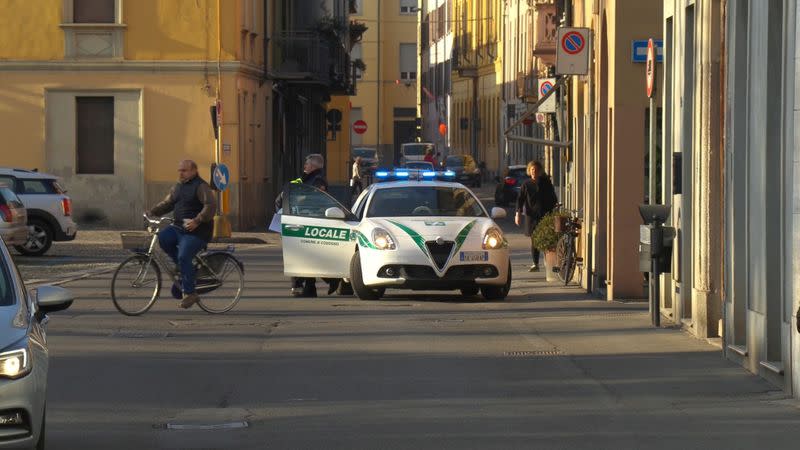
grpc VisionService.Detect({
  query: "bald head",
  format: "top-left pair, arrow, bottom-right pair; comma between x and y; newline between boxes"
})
178,160 -> 198,183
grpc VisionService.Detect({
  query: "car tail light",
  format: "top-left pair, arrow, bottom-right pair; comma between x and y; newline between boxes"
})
0,205 -> 11,222
61,198 -> 72,216
504,177 -> 516,186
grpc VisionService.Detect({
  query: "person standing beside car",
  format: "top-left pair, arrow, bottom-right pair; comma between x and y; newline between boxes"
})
514,161 -> 557,272
351,156 -> 363,201
274,154 -> 339,298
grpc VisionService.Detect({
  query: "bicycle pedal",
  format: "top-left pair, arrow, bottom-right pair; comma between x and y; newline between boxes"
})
552,267 -> 560,273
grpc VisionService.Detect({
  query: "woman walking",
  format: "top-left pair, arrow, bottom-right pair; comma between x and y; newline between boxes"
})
514,161 -> 557,271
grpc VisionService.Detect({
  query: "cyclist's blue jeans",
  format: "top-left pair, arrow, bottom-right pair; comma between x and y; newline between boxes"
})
157,225 -> 206,295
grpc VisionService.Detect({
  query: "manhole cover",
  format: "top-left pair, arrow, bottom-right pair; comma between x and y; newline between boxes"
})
111,331 -> 170,339
503,350 -> 562,357
166,421 -> 249,431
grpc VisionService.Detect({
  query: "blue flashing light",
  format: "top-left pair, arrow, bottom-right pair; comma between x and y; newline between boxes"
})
422,171 -> 437,178
375,171 -> 390,177
395,171 -> 410,177
443,170 -> 456,177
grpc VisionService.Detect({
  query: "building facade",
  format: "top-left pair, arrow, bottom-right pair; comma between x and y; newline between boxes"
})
344,0 -> 417,168
419,0 -> 453,153
451,0 -> 504,177
0,0 -> 271,231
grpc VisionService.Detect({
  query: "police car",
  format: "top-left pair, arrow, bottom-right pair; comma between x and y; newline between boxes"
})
280,171 -> 511,301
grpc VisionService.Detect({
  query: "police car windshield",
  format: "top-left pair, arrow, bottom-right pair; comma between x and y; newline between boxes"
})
367,187 -> 485,218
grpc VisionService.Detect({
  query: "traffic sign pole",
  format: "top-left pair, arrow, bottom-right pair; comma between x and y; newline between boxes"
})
646,38 -> 658,325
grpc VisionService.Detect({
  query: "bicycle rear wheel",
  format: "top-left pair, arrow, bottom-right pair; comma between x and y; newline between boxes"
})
555,234 -> 569,283
111,255 -> 162,316
560,237 -> 577,286
196,253 -> 245,314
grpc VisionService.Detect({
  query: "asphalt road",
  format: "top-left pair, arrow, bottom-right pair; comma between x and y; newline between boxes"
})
38,227 -> 800,449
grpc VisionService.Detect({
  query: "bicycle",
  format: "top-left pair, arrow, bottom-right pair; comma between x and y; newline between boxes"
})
555,208 -> 583,286
110,214 -> 245,316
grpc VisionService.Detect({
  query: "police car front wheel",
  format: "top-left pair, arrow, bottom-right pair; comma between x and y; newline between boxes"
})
350,254 -> 385,301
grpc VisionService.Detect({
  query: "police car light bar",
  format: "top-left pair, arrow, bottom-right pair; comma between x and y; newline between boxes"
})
422,171 -> 437,178
395,171 -> 410,177
373,169 -> 456,182
375,171 -> 390,178
443,170 -> 456,177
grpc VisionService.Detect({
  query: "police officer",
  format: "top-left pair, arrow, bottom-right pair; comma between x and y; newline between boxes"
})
275,154 -> 339,297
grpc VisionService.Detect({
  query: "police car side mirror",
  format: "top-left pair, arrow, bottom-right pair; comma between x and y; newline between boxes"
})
325,207 -> 346,220
490,207 -> 507,220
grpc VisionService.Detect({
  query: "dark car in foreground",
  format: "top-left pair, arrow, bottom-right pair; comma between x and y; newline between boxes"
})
0,238 -> 73,449
494,165 -> 528,206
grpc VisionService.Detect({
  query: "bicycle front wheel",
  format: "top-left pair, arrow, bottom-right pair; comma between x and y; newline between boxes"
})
111,255 -> 162,316
196,253 -> 245,314
555,234 -> 569,283
560,237 -> 577,286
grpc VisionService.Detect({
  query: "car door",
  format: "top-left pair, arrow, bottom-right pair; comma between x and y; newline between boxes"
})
280,183 -> 359,278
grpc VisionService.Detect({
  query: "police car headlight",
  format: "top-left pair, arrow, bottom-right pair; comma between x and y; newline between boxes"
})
0,346 -> 31,379
482,228 -> 504,250
372,228 -> 397,250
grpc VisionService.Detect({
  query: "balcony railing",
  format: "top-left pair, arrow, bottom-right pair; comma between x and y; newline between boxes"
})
270,30 -> 355,94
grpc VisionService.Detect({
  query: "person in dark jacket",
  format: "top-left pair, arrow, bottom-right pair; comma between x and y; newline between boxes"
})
149,160 -> 217,308
515,160 -> 557,272
275,154 -> 338,298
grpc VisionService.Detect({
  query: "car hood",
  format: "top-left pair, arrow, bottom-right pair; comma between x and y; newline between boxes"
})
370,217 -> 490,240
0,305 -> 28,351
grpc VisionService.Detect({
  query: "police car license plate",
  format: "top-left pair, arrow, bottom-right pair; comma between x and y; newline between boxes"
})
460,251 -> 489,262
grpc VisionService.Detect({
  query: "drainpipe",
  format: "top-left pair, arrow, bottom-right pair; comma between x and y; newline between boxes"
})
377,0 -> 382,161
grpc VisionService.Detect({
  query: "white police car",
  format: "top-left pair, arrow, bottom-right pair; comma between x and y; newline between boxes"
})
280,172 -> 511,301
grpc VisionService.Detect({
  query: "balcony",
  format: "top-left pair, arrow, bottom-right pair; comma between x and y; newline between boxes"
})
270,31 -> 355,94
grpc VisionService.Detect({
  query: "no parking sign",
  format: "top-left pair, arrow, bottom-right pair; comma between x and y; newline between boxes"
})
556,27 -> 591,75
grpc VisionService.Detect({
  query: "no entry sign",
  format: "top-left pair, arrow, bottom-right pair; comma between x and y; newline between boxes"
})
556,27 -> 590,75
353,120 -> 368,135
646,38 -> 657,98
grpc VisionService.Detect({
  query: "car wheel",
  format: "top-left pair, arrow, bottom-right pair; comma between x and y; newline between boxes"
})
350,254 -> 383,300
35,405 -> 45,450
480,261 -> 512,301
14,219 -> 54,256
460,287 -> 479,297
336,281 -> 354,296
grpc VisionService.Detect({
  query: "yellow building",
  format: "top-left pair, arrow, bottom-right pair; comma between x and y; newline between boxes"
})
345,0 -> 418,168
0,0 -> 271,230
451,0 -> 503,176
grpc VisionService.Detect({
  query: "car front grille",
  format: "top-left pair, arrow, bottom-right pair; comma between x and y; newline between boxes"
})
425,241 -> 454,270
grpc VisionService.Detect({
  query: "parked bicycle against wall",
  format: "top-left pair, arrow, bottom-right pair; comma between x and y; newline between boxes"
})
111,214 -> 245,316
555,208 -> 583,286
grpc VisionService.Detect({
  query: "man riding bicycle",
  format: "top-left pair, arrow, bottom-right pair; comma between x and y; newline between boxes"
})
149,160 -> 217,309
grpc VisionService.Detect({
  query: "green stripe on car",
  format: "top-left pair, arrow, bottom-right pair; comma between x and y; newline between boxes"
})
387,220 -> 430,257
453,220 -> 477,254
352,230 -> 377,249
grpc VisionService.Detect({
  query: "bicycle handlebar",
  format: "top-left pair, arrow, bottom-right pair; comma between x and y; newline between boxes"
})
142,213 -> 173,225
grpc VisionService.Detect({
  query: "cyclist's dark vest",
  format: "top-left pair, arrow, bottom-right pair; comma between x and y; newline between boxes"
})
175,177 -> 213,242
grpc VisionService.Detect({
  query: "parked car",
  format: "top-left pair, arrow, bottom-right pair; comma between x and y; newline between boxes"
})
403,161 -> 436,171
351,147 -> 380,174
494,165 -> 529,206
0,187 -> 27,247
444,154 -> 481,188
0,236 -> 74,449
399,142 -> 435,166
0,169 -> 77,256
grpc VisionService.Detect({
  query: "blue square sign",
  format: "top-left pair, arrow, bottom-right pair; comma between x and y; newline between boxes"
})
632,39 -> 664,63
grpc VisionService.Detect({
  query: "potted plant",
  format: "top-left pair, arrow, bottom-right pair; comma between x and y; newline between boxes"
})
531,211 -> 568,281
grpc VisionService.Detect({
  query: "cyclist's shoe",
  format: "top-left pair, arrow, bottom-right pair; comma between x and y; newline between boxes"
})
529,264 -> 540,272
180,293 -> 200,309
171,282 -> 182,300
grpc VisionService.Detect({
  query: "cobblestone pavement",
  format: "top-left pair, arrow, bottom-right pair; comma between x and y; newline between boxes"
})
11,229 -> 279,285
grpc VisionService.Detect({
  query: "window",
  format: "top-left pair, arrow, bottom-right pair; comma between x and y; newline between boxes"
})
73,0 -> 115,23
351,43 -> 363,79
400,0 -> 416,14
400,43 -> 416,80
351,0 -> 363,15
0,176 -> 14,190
20,180 -> 56,195
76,97 -> 115,174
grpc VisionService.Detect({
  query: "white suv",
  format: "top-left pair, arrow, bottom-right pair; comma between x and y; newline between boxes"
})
0,168 -> 78,256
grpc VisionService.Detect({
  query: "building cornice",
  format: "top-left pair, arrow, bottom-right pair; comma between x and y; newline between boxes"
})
0,60 -> 265,78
